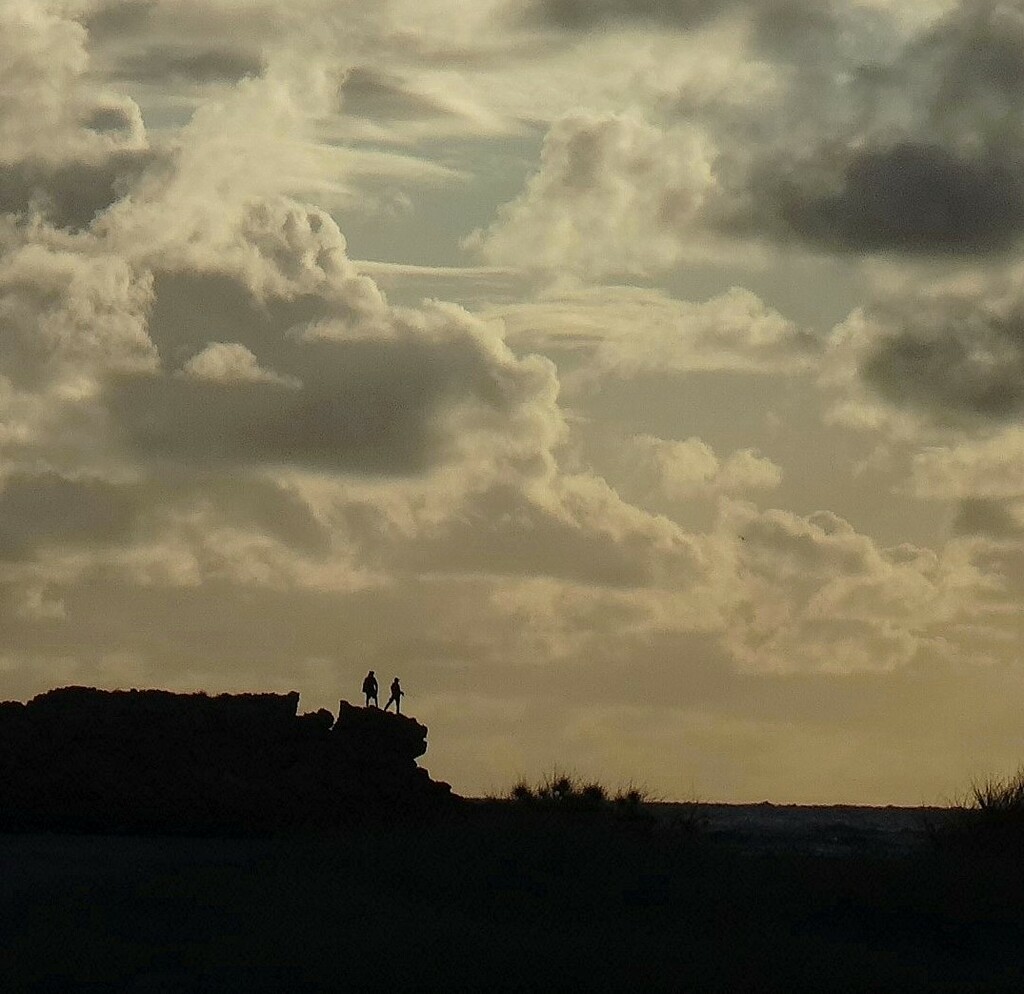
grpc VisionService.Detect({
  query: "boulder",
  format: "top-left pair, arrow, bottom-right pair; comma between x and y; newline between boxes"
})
333,700 -> 428,761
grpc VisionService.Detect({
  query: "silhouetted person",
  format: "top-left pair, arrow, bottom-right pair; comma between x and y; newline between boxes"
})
384,677 -> 404,714
362,670 -> 378,708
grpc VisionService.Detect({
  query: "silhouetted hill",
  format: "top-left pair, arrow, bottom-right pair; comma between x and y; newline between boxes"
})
0,687 -> 453,834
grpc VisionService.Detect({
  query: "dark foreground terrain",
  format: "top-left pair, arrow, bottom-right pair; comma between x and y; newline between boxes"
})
3,805 -> 1024,993
3,690 -> 1021,991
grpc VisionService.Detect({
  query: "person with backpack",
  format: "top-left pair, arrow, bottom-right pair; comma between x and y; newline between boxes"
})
362,670 -> 378,707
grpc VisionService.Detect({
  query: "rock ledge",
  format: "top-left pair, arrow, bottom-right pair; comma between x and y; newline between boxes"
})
0,687 -> 454,833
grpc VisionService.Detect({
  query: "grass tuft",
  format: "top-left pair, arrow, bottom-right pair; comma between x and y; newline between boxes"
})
971,768 -> 1024,814
502,769 -> 655,825
930,766 -> 1024,854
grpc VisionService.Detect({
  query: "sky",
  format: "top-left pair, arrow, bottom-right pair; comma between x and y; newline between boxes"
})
4,0 -> 1024,804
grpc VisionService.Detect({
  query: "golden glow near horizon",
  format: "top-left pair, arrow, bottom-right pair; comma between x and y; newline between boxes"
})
2,0 -> 1023,804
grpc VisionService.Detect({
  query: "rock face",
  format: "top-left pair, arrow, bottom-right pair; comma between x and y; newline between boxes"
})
0,687 -> 453,834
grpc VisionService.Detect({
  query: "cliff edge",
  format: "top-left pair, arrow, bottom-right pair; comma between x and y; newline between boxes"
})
0,687 -> 454,834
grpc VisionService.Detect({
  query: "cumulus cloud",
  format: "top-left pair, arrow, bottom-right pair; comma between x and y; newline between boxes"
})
0,3 -> 149,229
622,434 -> 782,501
716,500 -> 986,673
466,112 -> 716,278
0,242 -> 156,388
0,13 -> 572,640
9,191 -> 564,489
180,342 -> 301,387
911,429 -> 1024,499
470,494 -> 995,678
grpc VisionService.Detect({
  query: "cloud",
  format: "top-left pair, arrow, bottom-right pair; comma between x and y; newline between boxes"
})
831,273 -> 1024,428
720,0 -> 1024,256
0,3 -> 150,228
911,428 -> 1024,499
491,284 -> 815,379
0,472 -> 141,562
107,327 -> 551,477
747,141 -> 1024,255
0,151 -> 155,230
340,67 -> 466,123
387,471 -> 709,590
466,111 -> 716,279
808,254 -> 1024,445
464,494 -> 993,678
25,192 -> 562,485
951,498 -> 1024,538
80,1 -> 158,43
180,343 -> 301,387
0,37 -> 574,646
715,500 -> 985,673
514,0 -> 737,32
621,434 -> 782,501
111,46 -> 266,85
0,241 -> 157,390
97,196 -> 563,479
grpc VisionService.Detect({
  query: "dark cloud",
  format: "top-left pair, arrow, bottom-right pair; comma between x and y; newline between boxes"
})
606,1 -> 1020,258
755,141 -> 1024,255
112,46 -> 266,85
749,0 -> 841,61
106,354 -> 438,475
912,0 -> 1024,131
860,302 -> 1024,422
952,498 -> 1024,538
106,267 -> 550,477
80,1 -> 156,42
514,0 -> 853,53
736,2 -> 1024,256
144,271 -> 317,369
0,151 -> 155,231
515,0 -> 736,31
0,473 -> 140,561
84,106 -> 139,134
339,67 -> 461,122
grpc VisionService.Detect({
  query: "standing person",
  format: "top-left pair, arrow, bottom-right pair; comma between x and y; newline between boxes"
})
362,670 -> 378,707
384,677 -> 404,714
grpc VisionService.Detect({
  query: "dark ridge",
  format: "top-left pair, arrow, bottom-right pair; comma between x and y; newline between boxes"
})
0,687 -> 454,835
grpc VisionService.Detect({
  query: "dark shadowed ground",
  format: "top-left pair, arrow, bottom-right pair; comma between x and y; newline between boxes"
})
3,803 -> 1024,992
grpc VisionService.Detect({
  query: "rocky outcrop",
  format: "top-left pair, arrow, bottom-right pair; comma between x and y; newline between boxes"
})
0,687 -> 454,834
